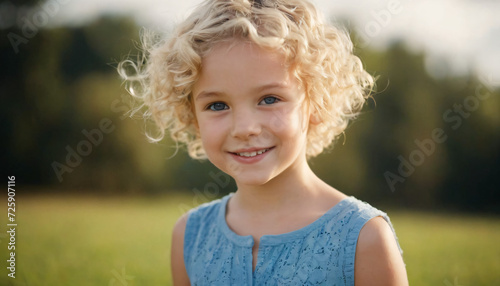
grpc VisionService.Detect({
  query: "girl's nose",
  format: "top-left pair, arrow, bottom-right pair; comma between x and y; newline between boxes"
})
230,109 -> 262,139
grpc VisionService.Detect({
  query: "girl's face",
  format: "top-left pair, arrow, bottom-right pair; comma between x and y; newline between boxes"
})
193,41 -> 312,187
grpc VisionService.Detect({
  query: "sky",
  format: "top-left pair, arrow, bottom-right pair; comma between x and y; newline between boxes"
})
13,0 -> 500,86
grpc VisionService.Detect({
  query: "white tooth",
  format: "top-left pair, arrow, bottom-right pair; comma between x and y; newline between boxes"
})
237,148 -> 270,157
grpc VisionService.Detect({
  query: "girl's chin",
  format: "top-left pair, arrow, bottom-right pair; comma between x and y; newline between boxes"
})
232,173 -> 274,187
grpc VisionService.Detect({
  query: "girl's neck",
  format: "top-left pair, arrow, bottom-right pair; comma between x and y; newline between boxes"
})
231,160 -> 328,216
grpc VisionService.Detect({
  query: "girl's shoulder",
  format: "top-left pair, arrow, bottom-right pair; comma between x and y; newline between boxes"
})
340,196 -> 389,220
334,196 -> 401,247
312,195 -> 403,258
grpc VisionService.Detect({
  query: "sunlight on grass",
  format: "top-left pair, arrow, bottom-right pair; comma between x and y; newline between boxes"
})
0,194 -> 498,285
390,211 -> 500,285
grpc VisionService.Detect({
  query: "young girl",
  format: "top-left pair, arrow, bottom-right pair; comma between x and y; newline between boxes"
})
120,0 -> 408,284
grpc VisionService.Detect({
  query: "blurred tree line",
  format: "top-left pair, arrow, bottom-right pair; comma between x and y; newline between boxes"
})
1,1 -> 499,213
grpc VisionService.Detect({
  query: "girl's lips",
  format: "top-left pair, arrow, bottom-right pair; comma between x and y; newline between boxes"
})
228,147 -> 275,163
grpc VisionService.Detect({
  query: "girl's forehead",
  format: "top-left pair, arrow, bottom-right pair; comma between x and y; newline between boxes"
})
193,41 -> 302,99
201,42 -> 286,75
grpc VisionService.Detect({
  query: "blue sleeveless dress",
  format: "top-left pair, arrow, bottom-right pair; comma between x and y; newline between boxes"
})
184,193 -> 403,285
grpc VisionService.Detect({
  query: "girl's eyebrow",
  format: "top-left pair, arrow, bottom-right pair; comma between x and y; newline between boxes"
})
195,91 -> 222,101
254,82 -> 289,93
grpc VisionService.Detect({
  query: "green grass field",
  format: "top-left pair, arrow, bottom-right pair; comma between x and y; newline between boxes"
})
1,194 -> 499,285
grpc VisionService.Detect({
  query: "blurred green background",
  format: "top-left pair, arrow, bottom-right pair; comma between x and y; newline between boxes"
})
1,0 -> 499,285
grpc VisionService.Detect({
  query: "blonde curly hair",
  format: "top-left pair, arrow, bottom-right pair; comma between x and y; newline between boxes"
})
119,0 -> 374,159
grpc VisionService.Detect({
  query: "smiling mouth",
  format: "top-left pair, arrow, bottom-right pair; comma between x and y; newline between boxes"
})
232,147 -> 273,158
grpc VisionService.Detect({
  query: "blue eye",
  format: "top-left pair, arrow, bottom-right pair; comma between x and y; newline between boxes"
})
260,96 -> 279,105
208,102 -> 228,111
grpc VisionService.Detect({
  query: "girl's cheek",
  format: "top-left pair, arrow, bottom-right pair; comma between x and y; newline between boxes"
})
267,106 -> 292,133
268,105 -> 305,135
198,119 -> 217,143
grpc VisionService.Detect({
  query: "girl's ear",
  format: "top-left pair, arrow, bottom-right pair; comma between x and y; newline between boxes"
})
309,108 -> 322,125
304,95 -> 321,126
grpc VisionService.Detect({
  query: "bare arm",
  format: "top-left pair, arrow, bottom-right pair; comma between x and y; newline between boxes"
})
354,216 -> 408,286
171,213 -> 190,286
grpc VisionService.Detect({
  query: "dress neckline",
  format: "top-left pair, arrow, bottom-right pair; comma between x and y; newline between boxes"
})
217,192 -> 354,247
